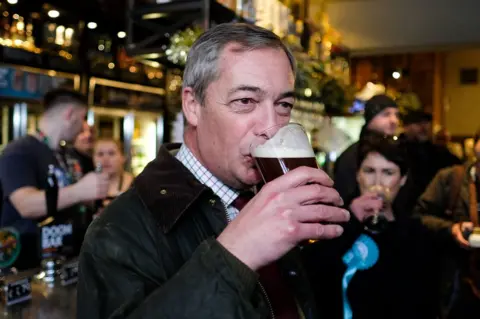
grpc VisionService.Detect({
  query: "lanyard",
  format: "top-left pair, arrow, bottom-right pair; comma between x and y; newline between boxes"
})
36,129 -> 73,185
36,128 -> 50,145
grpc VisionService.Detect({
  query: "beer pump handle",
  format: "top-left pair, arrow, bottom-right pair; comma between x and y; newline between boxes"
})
94,163 -> 104,212
46,164 -> 58,216
95,162 -> 102,174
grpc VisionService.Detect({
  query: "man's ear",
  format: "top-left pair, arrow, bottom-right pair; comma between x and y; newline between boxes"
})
63,106 -> 74,121
182,87 -> 201,127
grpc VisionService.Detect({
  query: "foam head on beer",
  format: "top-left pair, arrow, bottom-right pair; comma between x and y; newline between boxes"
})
252,124 -> 317,183
252,124 -> 315,158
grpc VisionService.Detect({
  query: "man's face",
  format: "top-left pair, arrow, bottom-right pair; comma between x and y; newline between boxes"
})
183,45 -> 295,189
63,106 -> 87,142
367,107 -> 399,136
74,121 -> 94,154
404,121 -> 432,142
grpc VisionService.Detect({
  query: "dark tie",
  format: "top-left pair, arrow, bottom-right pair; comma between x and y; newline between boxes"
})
232,192 -> 301,319
232,191 -> 255,210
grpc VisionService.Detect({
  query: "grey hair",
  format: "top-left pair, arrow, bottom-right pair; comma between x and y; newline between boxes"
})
183,23 -> 296,105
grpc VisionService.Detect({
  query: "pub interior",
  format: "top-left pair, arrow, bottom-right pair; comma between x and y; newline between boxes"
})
0,0 -> 479,318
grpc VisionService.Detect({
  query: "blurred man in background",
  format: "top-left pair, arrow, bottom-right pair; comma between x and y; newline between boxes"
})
414,129 -> 480,318
0,89 -> 108,269
402,110 -> 461,201
71,121 -> 95,174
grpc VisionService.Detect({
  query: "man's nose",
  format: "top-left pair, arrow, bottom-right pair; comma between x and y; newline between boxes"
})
253,104 -> 281,137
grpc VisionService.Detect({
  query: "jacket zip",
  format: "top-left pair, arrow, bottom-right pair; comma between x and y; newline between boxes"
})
258,281 -> 275,319
221,203 -> 275,319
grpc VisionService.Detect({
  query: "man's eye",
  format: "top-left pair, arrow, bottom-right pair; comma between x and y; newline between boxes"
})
235,98 -> 255,105
279,102 -> 293,109
231,98 -> 257,112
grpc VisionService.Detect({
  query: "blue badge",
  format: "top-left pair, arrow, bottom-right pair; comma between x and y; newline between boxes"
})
341,234 -> 379,319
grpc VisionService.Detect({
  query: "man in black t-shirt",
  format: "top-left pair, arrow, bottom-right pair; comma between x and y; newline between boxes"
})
0,89 -> 109,269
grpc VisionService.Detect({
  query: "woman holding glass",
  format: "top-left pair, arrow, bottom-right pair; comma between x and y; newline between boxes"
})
303,134 -> 441,319
93,139 -> 134,215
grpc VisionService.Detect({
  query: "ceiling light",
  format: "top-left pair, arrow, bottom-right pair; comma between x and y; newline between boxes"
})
48,10 -> 60,18
87,22 -> 97,30
392,71 -> 401,79
140,53 -> 161,59
142,13 -> 166,20
7,0 -> 18,5
117,31 -> 126,39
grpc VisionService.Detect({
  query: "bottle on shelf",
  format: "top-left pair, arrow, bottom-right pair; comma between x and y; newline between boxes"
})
16,15 -> 25,41
10,13 -> 18,42
25,19 -> 34,47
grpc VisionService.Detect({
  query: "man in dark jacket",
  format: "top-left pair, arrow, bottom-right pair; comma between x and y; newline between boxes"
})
413,132 -> 480,318
77,23 -> 349,319
402,110 -> 461,201
414,162 -> 480,318
334,94 -> 400,202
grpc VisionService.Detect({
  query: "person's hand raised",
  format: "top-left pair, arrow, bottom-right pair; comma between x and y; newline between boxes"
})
350,192 -> 384,222
217,166 -> 349,271
451,222 -> 473,249
74,172 -> 110,201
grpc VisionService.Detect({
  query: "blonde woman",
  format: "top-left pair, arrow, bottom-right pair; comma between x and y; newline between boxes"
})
93,138 -> 133,210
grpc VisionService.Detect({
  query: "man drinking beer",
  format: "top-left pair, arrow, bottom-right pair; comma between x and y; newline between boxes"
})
77,23 -> 350,319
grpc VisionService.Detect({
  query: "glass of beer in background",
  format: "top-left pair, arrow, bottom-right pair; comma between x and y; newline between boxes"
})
250,123 -> 318,182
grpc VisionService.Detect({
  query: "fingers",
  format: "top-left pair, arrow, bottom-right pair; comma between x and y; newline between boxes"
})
290,205 -> 350,223
285,184 -> 343,207
350,196 -> 383,221
361,192 -> 383,200
297,223 -> 344,240
267,166 -> 333,192
462,222 -> 474,232
452,223 -> 471,249
455,233 -> 470,249
363,198 -> 383,213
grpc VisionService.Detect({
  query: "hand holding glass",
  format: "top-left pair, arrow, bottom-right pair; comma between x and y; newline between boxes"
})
363,185 -> 391,234
250,123 -> 320,243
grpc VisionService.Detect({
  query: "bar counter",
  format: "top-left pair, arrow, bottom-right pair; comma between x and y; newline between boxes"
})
0,278 -> 76,318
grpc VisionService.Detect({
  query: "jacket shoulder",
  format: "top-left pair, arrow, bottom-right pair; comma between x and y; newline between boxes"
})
82,187 -> 159,259
337,142 -> 358,161
434,164 -> 465,184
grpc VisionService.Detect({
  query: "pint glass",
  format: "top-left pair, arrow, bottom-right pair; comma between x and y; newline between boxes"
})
250,123 -> 318,183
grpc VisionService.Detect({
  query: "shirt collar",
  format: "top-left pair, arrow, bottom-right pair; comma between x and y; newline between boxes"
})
176,144 -> 239,207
